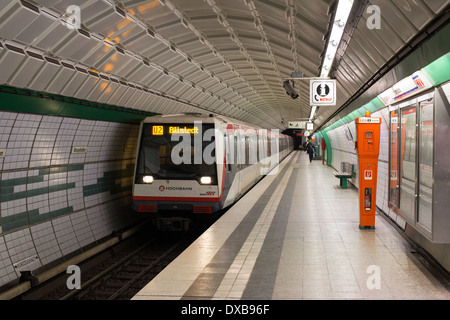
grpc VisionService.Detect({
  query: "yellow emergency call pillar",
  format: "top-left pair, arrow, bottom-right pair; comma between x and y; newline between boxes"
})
355,111 -> 381,229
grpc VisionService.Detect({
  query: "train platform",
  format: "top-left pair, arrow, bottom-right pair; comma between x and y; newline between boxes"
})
132,151 -> 449,300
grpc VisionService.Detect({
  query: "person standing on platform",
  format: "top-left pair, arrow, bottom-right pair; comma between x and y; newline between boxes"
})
306,140 -> 315,163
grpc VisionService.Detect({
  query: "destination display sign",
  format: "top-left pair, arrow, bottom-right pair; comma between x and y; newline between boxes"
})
151,125 -> 201,135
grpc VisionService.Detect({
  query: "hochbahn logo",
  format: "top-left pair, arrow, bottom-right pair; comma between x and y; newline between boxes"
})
159,185 -> 193,191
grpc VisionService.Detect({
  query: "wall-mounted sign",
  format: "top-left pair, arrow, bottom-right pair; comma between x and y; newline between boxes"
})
13,255 -> 39,271
71,146 -> 88,154
310,79 -> 336,106
288,121 -> 306,129
306,122 -> 313,131
357,117 -> 380,124
364,170 -> 373,180
378,71 -> 432,106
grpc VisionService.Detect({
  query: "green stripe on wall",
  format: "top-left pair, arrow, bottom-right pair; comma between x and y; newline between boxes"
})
1,207 -> 74,233
83,163 -> 135,197
0,183 -> 76,202
423,52 -> 450,86
0,85 -> 157,124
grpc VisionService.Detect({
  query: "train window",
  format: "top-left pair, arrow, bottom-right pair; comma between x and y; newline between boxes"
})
399,106 -> 417,221
256,130 -> 260,162
249,131 -> 257,164
418,98 -> 434,231
235,135 -> 240,168
245,136 -> 250,166
389,108 -> 401,208
135,123 -> 217,183
258,131 -> 267,161
225,133 -> 232,172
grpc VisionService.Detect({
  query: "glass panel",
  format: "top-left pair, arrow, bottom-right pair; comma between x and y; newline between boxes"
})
135,123 -> 216,182
418,98 -> 434,231
389,109 -> 400,206
399,106 -> 417,220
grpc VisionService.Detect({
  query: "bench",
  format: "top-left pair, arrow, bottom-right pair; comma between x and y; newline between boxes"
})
333,162 -> 354,189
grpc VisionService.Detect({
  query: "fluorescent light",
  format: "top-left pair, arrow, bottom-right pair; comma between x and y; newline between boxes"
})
143,175 -> 154,183
309,105 -> 317,122
320,0 -> 354,78
200,176 -> 212,184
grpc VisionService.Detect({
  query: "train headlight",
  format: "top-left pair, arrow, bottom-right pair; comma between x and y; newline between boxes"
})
143,175 -> 154,184
200,176 -> 212,184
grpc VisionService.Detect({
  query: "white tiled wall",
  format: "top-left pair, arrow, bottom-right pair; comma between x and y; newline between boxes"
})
30,221 -> 62,266
0,236 -> 15,285
70,210 -> 95,249
326,108 -> 406,229
4,113 -> 40,170
52,118 -> 79,166
52,215 -> 78,256
0,110 -> 142,288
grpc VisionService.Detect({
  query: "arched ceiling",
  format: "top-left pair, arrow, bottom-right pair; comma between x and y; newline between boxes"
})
0,0 -> 448,130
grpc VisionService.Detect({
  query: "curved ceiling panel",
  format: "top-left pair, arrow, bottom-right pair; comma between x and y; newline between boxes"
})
0,0 -> 448,130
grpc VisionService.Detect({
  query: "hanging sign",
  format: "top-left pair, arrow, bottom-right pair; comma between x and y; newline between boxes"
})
310,80 -> 336,106
288,121 -> 306,129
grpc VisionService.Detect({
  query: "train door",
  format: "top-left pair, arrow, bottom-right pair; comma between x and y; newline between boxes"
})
399,105 -> 417,221
388,91 -> 437,231
224,124 -> 240,200
417,96 -> 434,232
389,108 -> 400,208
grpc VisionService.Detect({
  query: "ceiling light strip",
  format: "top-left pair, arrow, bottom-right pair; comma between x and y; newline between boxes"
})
310,0 -> 354,122
320,0 -> 354,78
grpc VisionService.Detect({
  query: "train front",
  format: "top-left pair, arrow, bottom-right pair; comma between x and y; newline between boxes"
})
132,117 -> 222,215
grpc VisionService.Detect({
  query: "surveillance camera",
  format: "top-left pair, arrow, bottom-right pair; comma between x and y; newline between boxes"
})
283,80 -> 299,99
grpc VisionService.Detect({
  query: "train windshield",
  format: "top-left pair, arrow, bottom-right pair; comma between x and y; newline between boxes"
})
135,123 -> 217,183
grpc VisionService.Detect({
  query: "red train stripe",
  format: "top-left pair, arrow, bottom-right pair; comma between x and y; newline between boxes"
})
133,196 -> 221,202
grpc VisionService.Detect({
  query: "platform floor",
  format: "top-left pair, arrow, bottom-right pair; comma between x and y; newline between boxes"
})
133,151 -> 449,300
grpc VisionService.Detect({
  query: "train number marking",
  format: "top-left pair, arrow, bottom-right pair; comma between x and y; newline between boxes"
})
152,126 -> 164,135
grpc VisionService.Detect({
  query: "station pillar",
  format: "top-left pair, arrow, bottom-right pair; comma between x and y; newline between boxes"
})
355,111 -> 381,229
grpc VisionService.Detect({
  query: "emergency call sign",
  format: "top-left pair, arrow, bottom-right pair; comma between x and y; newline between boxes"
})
310,80 -> 336,106
364,170 -> 373,180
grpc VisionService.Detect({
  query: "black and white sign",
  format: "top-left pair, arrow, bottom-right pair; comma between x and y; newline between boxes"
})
288,121 -> 306,129
310,80 -> 336,106
71,146 -> 88,154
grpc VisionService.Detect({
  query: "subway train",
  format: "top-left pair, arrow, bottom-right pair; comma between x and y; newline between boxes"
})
132,113 -> 293,215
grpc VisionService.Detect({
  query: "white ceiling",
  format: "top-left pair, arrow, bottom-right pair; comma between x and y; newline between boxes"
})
0,0 -> 448,130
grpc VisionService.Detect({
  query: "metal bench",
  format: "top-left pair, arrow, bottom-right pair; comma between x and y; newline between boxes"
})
333,162 -> 354,189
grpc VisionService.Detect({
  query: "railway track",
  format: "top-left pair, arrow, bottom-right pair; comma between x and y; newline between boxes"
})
17,216 -> 218,300
63,232 -> 190,300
